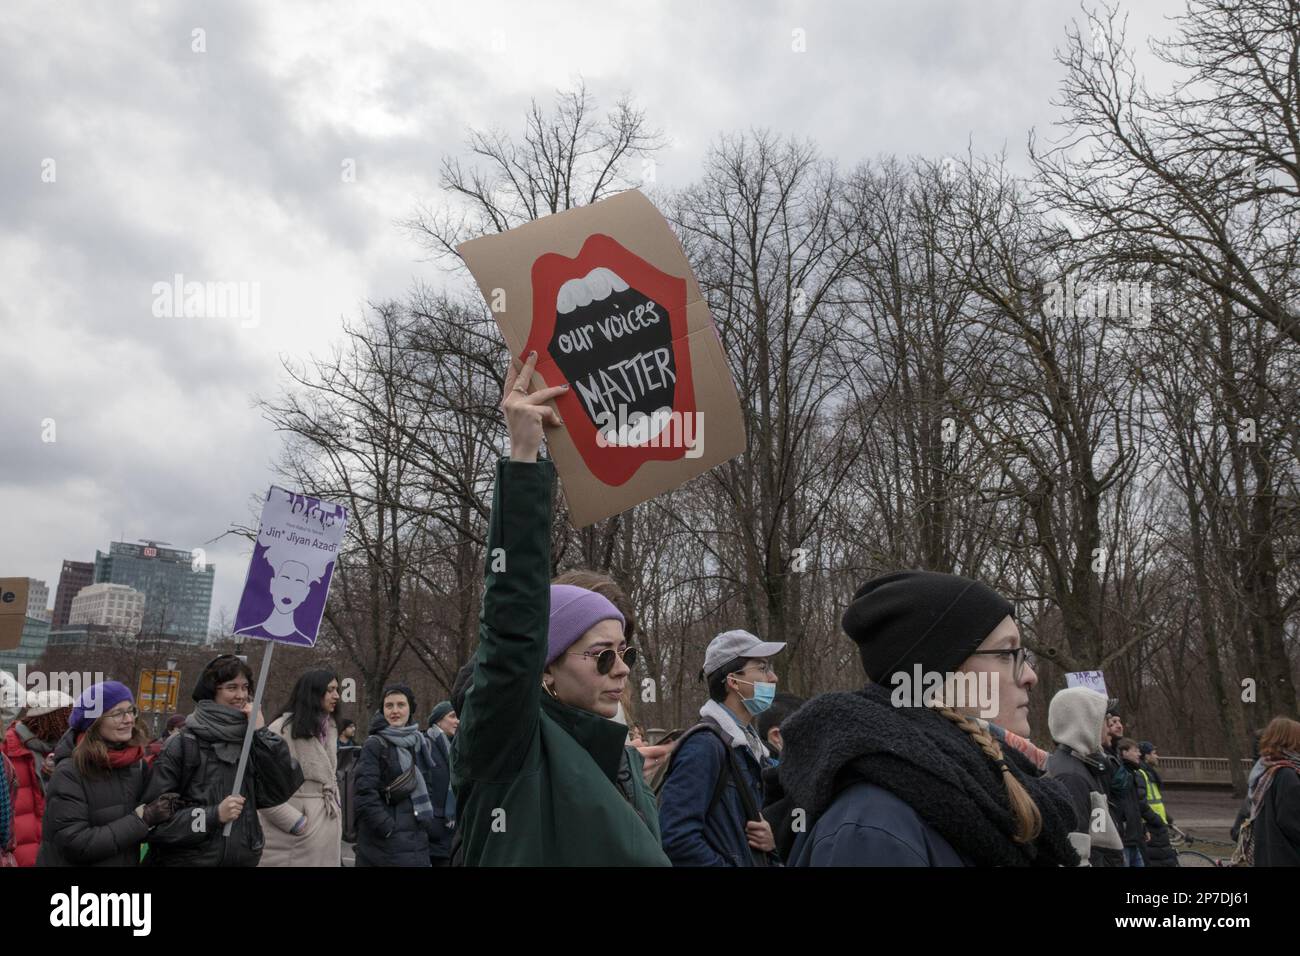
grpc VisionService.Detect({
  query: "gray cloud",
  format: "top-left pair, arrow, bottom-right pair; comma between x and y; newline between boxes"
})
0,0 -> 1184,625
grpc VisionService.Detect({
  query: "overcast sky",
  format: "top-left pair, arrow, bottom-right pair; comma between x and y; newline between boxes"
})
0,0 -> 1186,628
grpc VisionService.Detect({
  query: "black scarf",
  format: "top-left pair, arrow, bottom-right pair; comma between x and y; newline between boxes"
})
779,684 -> 1079,866
185,701 -> 250,763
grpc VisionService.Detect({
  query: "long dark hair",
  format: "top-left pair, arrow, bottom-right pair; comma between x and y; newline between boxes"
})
276,669 -> 342,740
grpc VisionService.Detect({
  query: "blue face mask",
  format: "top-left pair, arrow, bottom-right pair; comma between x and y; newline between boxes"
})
734,678 -> 776,715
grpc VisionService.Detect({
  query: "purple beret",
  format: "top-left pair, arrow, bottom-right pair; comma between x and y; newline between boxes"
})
547,585 -> 625,666
71,681 -> 135,733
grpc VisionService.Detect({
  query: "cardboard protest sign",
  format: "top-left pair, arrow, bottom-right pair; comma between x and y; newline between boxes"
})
458,189 -> 747,527
232,487 -> 349,647
1065,670 -> 1108,697
0,578 -> 30,650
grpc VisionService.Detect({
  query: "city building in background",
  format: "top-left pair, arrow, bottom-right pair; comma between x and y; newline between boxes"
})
0,614 -> 52,674
22,578 -> 50,623
68,582 -> 145,633
94,540 -> 214,643
52,559 -> 94,628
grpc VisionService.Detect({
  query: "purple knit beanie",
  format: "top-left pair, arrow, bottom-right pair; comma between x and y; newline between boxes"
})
71,681 -> 135,733
547,585 -> 625,666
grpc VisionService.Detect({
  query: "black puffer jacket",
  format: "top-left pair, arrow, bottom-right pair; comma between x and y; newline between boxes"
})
36,730 -> 150,867
354,714 -> 436,867
141,726 -> 302,867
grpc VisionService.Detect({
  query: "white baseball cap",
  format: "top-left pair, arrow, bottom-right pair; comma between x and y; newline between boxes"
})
703,629 -> 786,680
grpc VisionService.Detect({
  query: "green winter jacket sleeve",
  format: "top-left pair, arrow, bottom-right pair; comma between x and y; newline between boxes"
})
454,458 -> 554,784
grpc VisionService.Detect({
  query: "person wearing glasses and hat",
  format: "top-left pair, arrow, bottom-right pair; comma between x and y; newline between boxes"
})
37,682 -> 181,867
450,352 -> 669,866
140,654 -> 302,866
658,629 -> 785,866
779,571 -> 1080,866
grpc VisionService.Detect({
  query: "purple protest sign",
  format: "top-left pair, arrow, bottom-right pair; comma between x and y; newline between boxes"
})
232,486 -> 348,647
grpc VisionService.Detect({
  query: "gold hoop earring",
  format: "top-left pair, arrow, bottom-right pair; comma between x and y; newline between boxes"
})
542,679 -> 558,700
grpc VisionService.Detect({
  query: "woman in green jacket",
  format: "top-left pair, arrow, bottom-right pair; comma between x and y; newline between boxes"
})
452,352 -> 670,866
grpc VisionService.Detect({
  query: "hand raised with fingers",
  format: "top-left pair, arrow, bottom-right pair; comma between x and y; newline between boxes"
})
501,350 -> 568,463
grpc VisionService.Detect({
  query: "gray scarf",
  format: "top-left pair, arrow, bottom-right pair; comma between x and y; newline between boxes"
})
377,723 -> 436,828
186,700 -> 251,763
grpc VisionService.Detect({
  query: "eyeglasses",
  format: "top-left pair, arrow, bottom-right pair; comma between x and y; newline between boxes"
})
967,646 -> 1037,681
741,659 -> 775,676
565,645 -> 637,675
105,707 -> 138,721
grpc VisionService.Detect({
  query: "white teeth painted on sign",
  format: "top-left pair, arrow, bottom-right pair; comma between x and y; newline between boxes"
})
556,267 -> 630,314
600,406 -> 674,447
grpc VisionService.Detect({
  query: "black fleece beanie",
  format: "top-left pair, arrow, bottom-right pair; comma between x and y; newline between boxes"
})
842,570 -> 1014,682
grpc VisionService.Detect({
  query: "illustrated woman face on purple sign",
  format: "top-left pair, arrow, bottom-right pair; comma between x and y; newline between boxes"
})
233,488 -> 347,647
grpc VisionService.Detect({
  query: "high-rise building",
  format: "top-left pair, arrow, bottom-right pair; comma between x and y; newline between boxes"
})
94,541 -> 215,642
68,583 -> 145,633
52,560 -> 95,629
23,579 -> 50,622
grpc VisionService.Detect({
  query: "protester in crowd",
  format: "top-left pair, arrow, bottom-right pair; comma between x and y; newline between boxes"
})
0,672 -> 23,867
37,682 -> 180,866
1136,742 -> 1170,823
141,654 -> 302,866
1,749 -> 16,867
1134,741 -> 1178,866
1044,687 -> 1124,866
758,693 -> 806,863
659,630 -> 784,866
451,353 -> 669,866
428,701 -> 458,740
146,713 -> 187,765
258,670 -> 343,867
1112,737 -> 1166,867
354,684 -> 441,867
0,690 -> 76,866
1103,711 -> 1124,756
553,568 -> 673,789
1247,716 -> 1300,866
422,700 -> 457,865
338,718 -> 358,749
780,571 -> 1079,867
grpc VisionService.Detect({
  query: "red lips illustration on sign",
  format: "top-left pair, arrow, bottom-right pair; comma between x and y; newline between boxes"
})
527,233 -> 696,487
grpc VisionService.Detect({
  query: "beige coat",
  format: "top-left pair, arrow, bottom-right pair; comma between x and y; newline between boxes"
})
258,715 -> 341,867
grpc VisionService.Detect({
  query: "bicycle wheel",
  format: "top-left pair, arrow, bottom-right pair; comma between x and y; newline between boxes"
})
1175,849 -> 1218,867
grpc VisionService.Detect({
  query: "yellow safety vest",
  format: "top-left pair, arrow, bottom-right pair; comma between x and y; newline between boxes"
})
1138,767 -> 1168,823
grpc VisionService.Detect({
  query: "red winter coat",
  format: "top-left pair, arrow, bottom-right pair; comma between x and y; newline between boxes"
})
1,725 -> 48,867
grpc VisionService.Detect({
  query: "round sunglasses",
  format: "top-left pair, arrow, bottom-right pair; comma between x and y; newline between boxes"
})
564,645 -> 637,675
